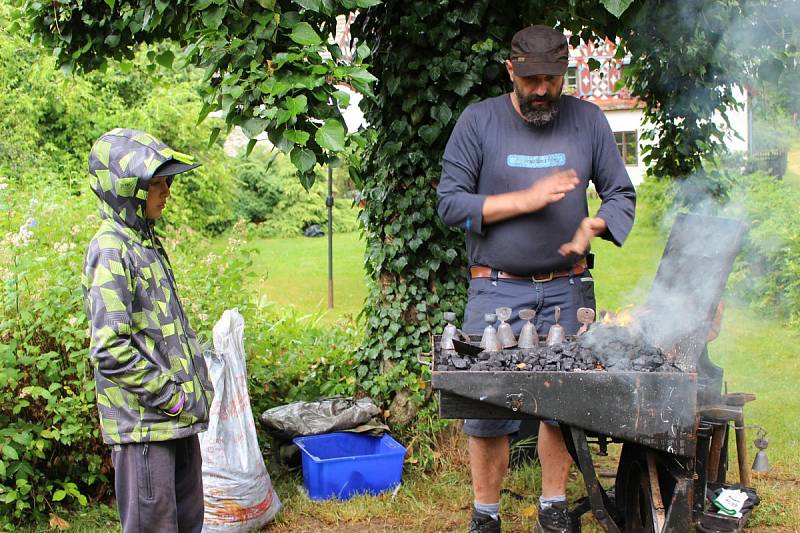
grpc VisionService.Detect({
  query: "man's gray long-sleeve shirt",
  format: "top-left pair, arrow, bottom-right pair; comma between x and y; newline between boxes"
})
437,94 -> 636,275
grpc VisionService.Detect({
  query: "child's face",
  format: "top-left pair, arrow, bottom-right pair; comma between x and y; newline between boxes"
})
145,175 -> 171,220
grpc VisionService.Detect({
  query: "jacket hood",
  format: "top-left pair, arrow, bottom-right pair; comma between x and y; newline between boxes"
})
88,128 -> 197,236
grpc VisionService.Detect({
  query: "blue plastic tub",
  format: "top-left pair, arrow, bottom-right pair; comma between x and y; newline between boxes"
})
292,432 -> 406,501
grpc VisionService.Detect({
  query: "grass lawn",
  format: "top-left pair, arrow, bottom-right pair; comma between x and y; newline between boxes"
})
61,196 -> 799,532
242,231 -> 368,323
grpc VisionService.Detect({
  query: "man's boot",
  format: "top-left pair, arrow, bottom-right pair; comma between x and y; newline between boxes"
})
469,508 -> 501,533
533,501 -> 572,533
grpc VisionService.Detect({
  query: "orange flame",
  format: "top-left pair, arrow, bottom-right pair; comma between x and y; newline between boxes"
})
600,306 -> 637,327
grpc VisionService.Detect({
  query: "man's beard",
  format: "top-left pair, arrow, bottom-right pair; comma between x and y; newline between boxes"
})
514,81 -> 562,127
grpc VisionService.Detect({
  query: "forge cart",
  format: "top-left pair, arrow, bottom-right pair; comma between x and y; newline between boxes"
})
430,214 -> 759,532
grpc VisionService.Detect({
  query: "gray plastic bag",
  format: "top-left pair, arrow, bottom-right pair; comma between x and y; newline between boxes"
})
260,397 -> 381,439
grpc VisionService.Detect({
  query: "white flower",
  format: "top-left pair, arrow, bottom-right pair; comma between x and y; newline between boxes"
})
71,225 -> 81,236
9,226 -> 32,247
68,317 -> 79,327
198,313 -> 209,322
0,176 -> 7,190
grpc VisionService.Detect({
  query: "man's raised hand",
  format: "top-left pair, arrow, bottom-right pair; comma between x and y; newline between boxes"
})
519,169 -> 579,213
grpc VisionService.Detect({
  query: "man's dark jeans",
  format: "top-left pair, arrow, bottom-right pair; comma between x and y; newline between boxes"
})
462,273 -> 596,437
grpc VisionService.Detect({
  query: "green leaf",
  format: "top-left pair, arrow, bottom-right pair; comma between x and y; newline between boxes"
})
197,101 -> 217,125
284,129 -> 310,146
333,90 -> 350,107
293,0 -> 322,12
0,460 -> 5,477
2,445 -> 18,461
156,50 -> 174,69
257,0 -> 276,8
202,5 -> 227,29
289,22 -> 321,45
285,94 -> 308,116
432,104 -> 452,126
356,42 -> 371,60
418,124 -> 441,145
52,490 -> 66,502
245,138 -> 258,156
601,0 -> 634,18
208,127 -> 221,148
588,58 -> 601,70
104,34 -> 120,48
349,67 -> 378,86
241,118 -> 268,139
355,0 -> 381,7
290,147 -> 316,172
298,170 -> 316,190
103,0 -> 115,9
315,119 -> 346,152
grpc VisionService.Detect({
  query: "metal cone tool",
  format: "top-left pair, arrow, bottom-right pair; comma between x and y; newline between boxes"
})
517,309 -> 538,348
496,307 -> 516,348
480,313 -> 502,352
546,306 -> 566,346
441,312 -> 458,351
752,431 -> 770,473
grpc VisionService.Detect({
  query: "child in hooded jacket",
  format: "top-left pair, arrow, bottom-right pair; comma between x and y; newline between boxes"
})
82,128 -> 214,533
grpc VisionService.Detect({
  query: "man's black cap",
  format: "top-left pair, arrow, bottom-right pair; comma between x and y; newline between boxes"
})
510,25 -> 569,77
154,160 -> 202,177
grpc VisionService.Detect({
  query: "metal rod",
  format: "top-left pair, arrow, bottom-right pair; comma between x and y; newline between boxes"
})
569,426 -> 621,533
734,414 -> 751,487
327,164 -> 334,308
646,451 -> 666,532
707,423 -> 726,484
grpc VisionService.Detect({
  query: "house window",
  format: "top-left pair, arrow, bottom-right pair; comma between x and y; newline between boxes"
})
614,130 -> 638,165
565,66 -> 578,94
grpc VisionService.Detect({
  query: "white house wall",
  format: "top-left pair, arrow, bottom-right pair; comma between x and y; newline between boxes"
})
716,85 -> 749,153
604,109 -> 646,185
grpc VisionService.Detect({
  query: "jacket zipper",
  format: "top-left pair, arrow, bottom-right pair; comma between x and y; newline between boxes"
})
147,225 -> 212,417
142,443 -> 152,500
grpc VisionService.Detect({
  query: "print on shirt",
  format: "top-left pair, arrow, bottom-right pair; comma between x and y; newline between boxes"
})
506,153 -> 567,169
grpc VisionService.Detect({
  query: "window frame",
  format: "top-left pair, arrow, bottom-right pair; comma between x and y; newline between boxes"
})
614,130 -> 639,166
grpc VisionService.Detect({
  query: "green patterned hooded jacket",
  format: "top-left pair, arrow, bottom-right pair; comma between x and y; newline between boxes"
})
82,128 -> 214,445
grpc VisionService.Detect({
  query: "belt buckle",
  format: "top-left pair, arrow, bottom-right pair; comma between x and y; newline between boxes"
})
532,271 -> 554,283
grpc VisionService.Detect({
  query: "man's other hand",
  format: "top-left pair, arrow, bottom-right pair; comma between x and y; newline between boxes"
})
559,217 -> 607,256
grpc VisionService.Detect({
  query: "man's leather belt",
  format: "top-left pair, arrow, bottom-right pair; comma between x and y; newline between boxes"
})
470,258 -> 588,283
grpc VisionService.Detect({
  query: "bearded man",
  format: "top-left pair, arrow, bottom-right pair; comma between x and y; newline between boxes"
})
436,25 -> 637,533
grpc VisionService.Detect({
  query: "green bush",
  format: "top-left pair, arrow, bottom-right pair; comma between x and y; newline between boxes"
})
725,171 -> 800,325
0,181 -> 106,525
634,174 -> 677,230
